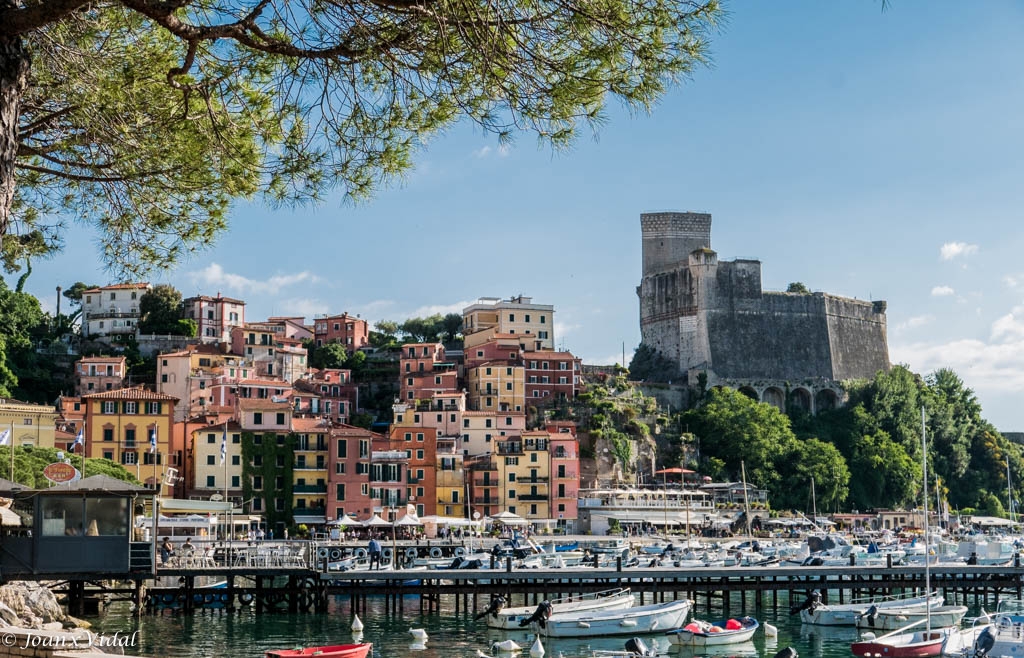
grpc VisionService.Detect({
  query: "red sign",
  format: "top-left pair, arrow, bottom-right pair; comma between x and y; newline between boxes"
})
43,462 -> 79,483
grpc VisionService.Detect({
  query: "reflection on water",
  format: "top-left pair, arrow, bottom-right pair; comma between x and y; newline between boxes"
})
83,591 -> 981,658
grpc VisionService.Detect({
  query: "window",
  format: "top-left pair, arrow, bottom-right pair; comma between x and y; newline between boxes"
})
559,362 -> 568,370
463,419 -> 469,428
124,428 -> 135,446
485,434 -> 492,443
435,376 -> 441,385
525,314 -> 531,322
253,455 -> 262,466
530,504 -> 537,515
232,433 -> 240,444
508,473 -> 516,482
103,401 -> 116,414
276,455 -> 284,467
361,483 -> 368,495
337,439 -> 347,458
103,428 -> 114,442
416,486 -> 425,497
123,452 -> 137,465
232,455 -> 240,466
506,367 -> 513,376
110,292 -> 116,300
508,489 -> 516,498
485,419 -> 492,428
147,402 -> 162,414
506,382 -> 513,391
416,433 -> 424,442
103,451 -> 113,460
253,476 -> 263,489
161,374 -> 168,383
206,475 -> 216,487
509,314 -> 515,322
336,484 -> 346,499
276,412 -> 285,425
477,350 -> 483,357
231,476 -> 240,488
207,433 -> 216,444
404,432 -> 412,442
207,455 -> 215,465
254,412 -> 263,424
416,451 -> 424,461
531,453 -> 538,462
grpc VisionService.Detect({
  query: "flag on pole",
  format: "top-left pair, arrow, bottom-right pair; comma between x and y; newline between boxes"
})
149,426 -> 158,453
0,429 -> 9,446
72,429 -> 84,451
220,425 -> 227,465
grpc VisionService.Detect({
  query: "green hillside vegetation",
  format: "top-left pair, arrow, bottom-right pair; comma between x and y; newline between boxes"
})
1,446 -> 140,487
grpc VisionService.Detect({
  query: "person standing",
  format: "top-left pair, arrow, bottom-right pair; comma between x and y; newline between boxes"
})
368,536 -> 382,570
160,537 -> 174,565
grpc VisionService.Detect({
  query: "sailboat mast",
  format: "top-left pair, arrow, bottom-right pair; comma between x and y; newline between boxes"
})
741,461 -> 752,539
811,477 -> 818,532
921,407 -> 931,633
1007,457 -> 1015,523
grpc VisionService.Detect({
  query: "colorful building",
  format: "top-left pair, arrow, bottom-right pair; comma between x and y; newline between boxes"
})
80,387 -> 177,486
74,356 -> 127,395
183,293 -> 245,343
291,417 -> 330,526
460,410 -> 526,457
190,420 -> 244,503
327,425 -> 377,521
465,362 -> 525,412
462,296 -> 554,350
0,398 -> 58,449
313,313 -> 369,352
524,351 -> 583,401
81,283 -> 151,340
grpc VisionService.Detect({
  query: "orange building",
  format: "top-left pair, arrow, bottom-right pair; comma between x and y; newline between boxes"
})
81,388 -> 177,486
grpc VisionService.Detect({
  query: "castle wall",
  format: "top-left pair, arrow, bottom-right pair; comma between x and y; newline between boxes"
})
825,296 -> 890,380
705,291 -> 835,381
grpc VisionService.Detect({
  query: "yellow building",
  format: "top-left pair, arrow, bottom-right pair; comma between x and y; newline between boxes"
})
466,362 -> 524,412
0,398 -> 58,449
191,421 -> 243,503
435,435 -> 465,518
82,388 -> 177,486
462,296 -> 555,350
497,431 -> 551,520
291,417 -> 329,525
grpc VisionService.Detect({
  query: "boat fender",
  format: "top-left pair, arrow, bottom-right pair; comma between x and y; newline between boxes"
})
406,547 -> 418,560
317,548 -> 329,559
455,547 -> 466,557
529,636 -> 544,658
649,620 -> 658,630
238,593 -> 254,605
620,619 -> 637,627
860,632 -> 876,641
430,547 -> 443,558
351,614 -> 364,632
764,622 -> 778,638
576,622 -> 590,629
382,548 -> 393,560
330,549 -> 343,561
354,548 -> 367,559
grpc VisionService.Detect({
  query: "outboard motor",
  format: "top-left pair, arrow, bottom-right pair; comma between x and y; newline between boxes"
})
474,595 -> 506,621
774,648 -> 799,658
449,557 -> 463,569
624,637 -> 653,657
859,605 -> 879,628
975,626 -> 997,658
519,600 -> 553,628
790,590 -> 821,616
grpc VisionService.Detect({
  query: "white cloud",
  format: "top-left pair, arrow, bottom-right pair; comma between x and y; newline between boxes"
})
189,263 -> 320,295
892,315 -> 934,333
931,286 -> 955,297
473,144 -> 511,159
407,301 -> 472,318
473,146 -> 492,158
940,242 -> 979,260
892,305 -> 1024,395
554,322 -> 581,337
1004,275 -> 1021,289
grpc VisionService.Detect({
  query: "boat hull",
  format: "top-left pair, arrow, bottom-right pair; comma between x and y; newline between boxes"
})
266,643 -> 372,658
486,591 -> 635,630
801,593 -> 942,626
856,606 -> 968,631
852,631 -> 946,658
667,619 -> 759,646
538,599 -> 692,638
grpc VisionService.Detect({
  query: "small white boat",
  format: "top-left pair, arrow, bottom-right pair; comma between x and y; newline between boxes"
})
856,605 -> 968,631
480,588 -> 636,630
795,590 -> 943,626
942,599 -> 1024,657
666,616 -> 760,646
535,598 -> 693,638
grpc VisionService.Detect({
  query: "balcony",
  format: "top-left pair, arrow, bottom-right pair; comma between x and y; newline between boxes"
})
292,507 -> 327,518
87,311 -> 139,320
472,497 -> 497,505
497,443 -> 522,455
522,476 -> 549,483
517,494 -> 548,501
472,478 -> 497,487
294,464 -> 326,471
293,484 -> 327,494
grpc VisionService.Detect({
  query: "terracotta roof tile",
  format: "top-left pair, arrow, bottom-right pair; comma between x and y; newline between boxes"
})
237,398 -> 291,410
82,387 -> 177,401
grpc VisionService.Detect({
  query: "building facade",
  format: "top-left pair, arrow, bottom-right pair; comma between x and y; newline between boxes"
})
183,294 -> 246,343
81,283 -> 151,339
81,388 -> 177,486
462,296 -> 555,350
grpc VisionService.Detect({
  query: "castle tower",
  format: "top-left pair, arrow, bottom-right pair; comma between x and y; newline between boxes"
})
641,212 -> 712,276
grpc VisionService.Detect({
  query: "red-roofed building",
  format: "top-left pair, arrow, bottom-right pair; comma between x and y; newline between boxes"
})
74,356 -> 127,395
184,293 -> 246,344
313,313 -> 369,352
81,283 -> 151,340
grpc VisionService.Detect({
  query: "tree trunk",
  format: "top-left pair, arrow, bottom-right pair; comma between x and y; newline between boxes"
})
0,9 -> 31,253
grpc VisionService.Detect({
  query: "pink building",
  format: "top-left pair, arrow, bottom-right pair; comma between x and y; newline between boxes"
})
292,368 -> 357,424
327,425 -> 378,522
183,293 -> 245,343
313,313 -> 369,352
525,351 -> 583,402
74,356 -> 127,395
547,422 -> 580,531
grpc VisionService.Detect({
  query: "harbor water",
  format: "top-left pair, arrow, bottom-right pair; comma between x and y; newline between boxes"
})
85,590 -> 979,658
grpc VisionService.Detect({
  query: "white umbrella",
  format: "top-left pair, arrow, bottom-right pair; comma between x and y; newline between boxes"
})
362,514 -> 391,527
488,511 -> 528,526
394,515 -> 422,527
327,515 -> 354,527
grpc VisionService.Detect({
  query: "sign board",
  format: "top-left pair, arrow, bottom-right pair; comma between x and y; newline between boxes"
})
43,462 -> 80,484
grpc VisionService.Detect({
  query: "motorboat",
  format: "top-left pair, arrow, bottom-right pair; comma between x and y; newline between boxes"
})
666,616 -> 760,646
266,643 -> 372,658
793,590 -> 943,626
942,599 -> 1024,657
477,588 -> 635,630
533,598 -> 692,638
856,605 -> 969,631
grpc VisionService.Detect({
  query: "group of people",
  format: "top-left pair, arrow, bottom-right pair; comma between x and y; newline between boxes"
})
159,537 -> 195,565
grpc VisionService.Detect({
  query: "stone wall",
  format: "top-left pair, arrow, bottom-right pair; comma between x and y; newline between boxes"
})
825,296 -> 890,381
640,212 -> 711,275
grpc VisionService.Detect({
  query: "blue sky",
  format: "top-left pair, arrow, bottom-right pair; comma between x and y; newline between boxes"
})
16,1 -> 1024,430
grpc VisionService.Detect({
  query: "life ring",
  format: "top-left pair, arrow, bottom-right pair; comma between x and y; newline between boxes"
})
238,593 -> 254,605
429,547 -> 442,558
218,593 -> 228,604
454,547 -> 466,557
329,548 -> 343,561
354,548 -> 367,559
203,593 -> 216,605
382,548 -> 393,560
176,593 -> 187,603
162,593 -> 175,604
405,547 -> 418,560
317,548 -> 329,559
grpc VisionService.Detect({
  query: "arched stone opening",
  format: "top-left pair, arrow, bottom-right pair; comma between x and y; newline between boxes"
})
738,386 -> 758,401
790,388 -> 812,413
761,387 -> 785,412
815,389 -> 838,412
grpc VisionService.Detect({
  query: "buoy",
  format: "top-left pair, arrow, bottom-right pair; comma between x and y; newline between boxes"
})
409,628 -> 428,642
530,636 -> 545,658
491,640 -> 522,653
476,651 -> 495,658
409,643 -> 427,652
765,623 -> 778,638
351,614 -> 364,632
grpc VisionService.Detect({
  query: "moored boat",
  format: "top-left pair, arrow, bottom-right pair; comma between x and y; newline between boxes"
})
479,588 -> 635,630
666,616 -> 759,646
941,599 -> 1024,657
851,626 -> 948,658
856,605 -> 968,631
793,590 -> 943,626
265,643 -> 372,658
534,598 -> 692,638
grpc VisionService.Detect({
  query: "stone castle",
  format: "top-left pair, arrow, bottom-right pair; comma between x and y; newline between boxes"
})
636,212 -> 890,413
